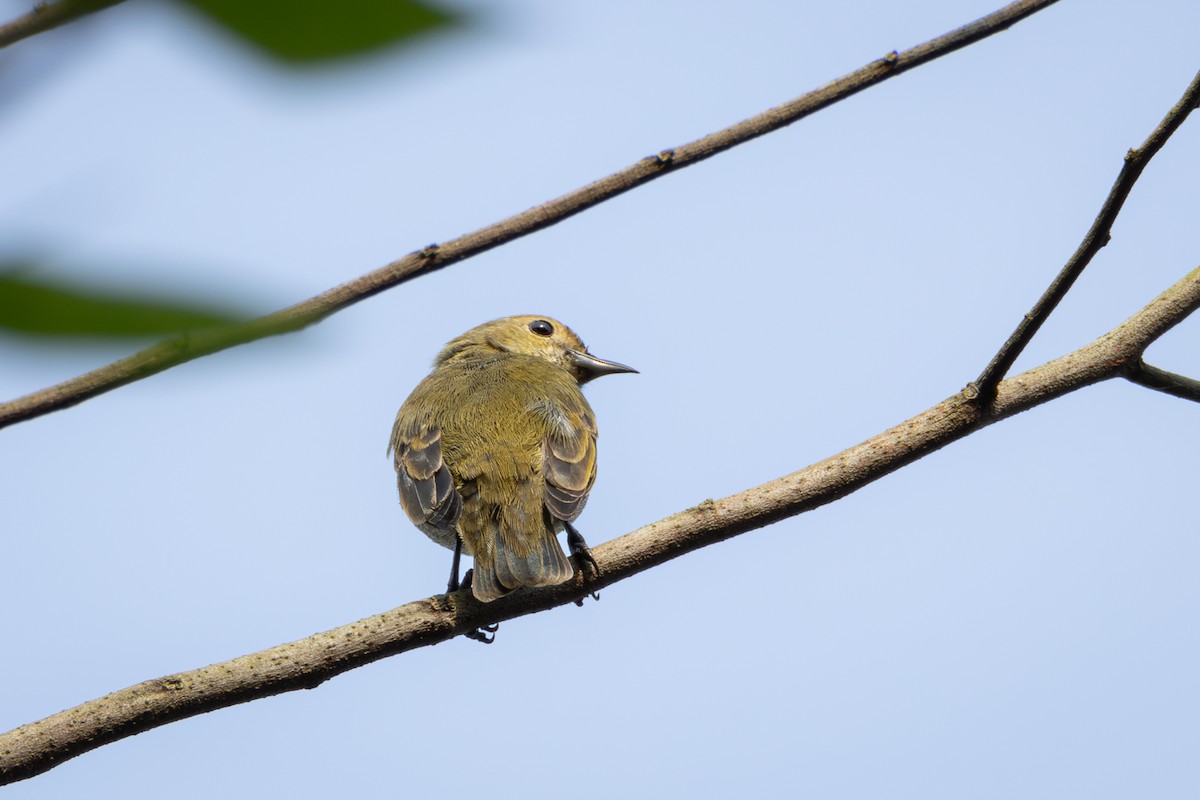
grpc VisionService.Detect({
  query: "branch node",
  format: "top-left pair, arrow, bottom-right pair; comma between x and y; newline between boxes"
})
970,65 -> 1200,397
655,149 -> 675,166
883,50 -> 900,65
419,243 -> 440,261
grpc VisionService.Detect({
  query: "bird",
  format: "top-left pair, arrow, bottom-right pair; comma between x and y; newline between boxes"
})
388,315 -> 636,627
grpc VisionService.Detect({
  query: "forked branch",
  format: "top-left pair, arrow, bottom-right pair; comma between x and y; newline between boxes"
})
2,265 -> 1197,786
969,68 -> 1200,401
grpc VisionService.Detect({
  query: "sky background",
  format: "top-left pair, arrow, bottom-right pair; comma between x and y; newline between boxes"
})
2,0 -> 1199,797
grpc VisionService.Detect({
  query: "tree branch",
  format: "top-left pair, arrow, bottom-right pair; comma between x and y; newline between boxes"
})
0,0 -> 122,49
0,0 -> 1060,432
968,67 -> 1200,402
1123,358 -> 1200,403
3,264 -> 1196,787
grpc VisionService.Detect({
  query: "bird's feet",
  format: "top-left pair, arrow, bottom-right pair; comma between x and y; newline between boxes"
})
565,522 -> 601,606
446,535 -> 465,593
464,623 -> 499,644
458,568 -> 499,644
565,522 -> 600,578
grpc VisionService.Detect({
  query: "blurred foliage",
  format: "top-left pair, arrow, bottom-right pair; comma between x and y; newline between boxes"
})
178,0 -> 459,63
0,269 -> 246,338
0,0 -> 461,345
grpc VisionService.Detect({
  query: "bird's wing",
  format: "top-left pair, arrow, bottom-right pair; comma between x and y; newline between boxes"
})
391,424 -> 462,532
540,401 -> 598,523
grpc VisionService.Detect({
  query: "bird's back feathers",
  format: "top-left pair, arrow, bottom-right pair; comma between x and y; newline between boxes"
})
391,347 -> 599,602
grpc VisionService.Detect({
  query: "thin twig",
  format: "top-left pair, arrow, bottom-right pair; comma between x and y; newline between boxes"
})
0,0 -> 122,49
2,264 -> 1196,787
1124,359 -> 1200,403
0,0 -> 1061,432
968,68 -> 1200,403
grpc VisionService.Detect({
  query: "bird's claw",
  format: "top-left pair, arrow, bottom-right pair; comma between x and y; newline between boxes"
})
564,522 -> 601,606
455,570 -> 498,643
573,590 -> 600,608
464,623 -> 499,644
564,521 -> 600,580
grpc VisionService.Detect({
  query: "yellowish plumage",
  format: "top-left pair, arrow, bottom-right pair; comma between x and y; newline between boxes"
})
389,315 -> 635,602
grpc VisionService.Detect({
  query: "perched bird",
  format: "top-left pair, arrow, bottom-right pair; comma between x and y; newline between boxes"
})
389,315 -> 636,613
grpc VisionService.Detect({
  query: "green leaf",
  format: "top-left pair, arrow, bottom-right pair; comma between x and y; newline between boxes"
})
0,270 -> 246,339
178,0 -> 459,63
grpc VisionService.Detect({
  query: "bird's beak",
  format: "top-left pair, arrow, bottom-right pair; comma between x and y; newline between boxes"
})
570,350 -> 638,383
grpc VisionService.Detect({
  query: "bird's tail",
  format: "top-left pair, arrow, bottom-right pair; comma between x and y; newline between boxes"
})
472,524 -> 573,602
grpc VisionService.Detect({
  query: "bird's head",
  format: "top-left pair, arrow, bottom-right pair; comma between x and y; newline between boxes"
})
435,315 -> 637,384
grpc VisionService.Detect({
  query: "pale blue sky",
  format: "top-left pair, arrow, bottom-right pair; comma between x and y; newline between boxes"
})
2,1 -> 1199,797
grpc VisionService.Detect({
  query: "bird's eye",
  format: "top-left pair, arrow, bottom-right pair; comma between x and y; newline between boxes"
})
529,319 -> 554,337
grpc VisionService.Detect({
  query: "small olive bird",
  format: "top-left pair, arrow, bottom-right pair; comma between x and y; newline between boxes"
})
389,315 -> 636,622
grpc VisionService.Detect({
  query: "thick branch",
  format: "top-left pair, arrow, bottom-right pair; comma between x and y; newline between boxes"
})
0,0 -> 1060,432
3,264 -> 1196,787
969,68 -> 1200,401
1124,359 -> 1200,403
0,0 -> 122,49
